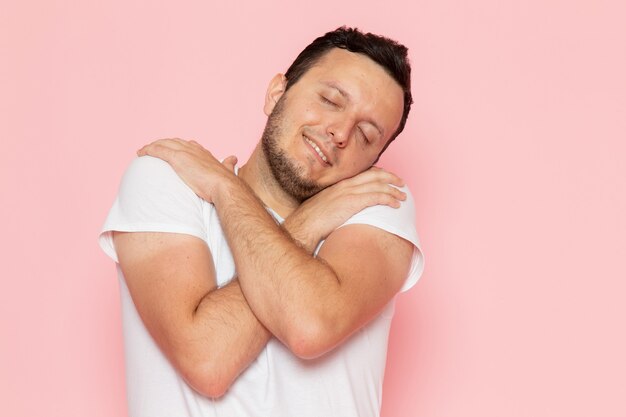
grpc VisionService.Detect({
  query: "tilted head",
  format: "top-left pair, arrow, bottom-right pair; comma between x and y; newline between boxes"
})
284,26 -> 413,156
260,27 -> 412,202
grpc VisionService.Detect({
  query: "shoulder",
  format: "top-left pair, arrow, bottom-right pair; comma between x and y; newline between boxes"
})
121,156 -> 192,192
116,156 -> 203,209
335,185 -> 424,292
99,156 -> 208,262
340,185 -> 418,247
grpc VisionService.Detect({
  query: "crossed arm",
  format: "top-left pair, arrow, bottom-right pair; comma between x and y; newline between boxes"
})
205,164 -> 414,359
114,140 -> 414,398
114,231 -> 270,398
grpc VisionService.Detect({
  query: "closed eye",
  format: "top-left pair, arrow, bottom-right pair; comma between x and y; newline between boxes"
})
320,95 -> 337,106
358,127 -> 370,143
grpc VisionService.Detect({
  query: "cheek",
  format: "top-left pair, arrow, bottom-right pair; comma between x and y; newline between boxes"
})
301,105 -> 319,124
349,160 -> 362,171
282,108 -> 316,133
296,98 -> 325,122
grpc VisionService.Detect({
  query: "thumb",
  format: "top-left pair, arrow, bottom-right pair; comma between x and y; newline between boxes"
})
222,155 -> 238,172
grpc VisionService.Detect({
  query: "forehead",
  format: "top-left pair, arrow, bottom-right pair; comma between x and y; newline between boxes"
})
298,48 -> 404,138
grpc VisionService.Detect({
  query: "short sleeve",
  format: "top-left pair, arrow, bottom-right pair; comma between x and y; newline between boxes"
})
337,186 -> 424,292
98,156 -> 207,263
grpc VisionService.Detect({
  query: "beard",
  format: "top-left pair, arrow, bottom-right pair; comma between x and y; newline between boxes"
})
261,96 -> 325,202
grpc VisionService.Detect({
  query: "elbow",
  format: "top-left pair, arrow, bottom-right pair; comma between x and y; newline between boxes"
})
285,318 -> 339,360
289,341 -> 325,360
176,356 -> 234,399
188,373 -> 230,399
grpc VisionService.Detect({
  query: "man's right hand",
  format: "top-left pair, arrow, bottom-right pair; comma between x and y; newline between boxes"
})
283,166 -> 407,253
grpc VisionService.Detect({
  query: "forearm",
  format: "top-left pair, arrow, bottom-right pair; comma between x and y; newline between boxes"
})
212,178 -> 342,355
181,279 -> 270,398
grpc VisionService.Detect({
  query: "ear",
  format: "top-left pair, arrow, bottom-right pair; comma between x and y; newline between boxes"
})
263,74 -> 287,116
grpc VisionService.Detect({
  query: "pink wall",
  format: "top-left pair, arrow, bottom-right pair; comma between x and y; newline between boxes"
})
2,1 -> 624,416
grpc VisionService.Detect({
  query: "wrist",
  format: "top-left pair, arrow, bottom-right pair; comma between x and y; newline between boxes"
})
283,215 -> 321,254
211,174 -> 241,207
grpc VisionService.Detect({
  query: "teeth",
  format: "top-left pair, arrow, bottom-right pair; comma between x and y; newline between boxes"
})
305,137 -> 328,163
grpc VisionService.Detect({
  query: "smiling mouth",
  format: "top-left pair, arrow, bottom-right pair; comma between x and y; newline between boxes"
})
304,136 -> 330,165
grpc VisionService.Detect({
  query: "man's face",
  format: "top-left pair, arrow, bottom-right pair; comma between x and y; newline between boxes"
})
261,48 -> 404,202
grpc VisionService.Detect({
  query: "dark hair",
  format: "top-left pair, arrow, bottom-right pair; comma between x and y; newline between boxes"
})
284,26 -> 412,155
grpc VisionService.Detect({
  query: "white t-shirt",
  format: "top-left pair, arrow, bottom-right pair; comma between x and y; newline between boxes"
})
99,156 -> 424,417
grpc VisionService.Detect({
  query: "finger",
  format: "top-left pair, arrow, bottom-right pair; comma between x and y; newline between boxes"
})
188,140 -> 215,157
360,191 -> 403,209
137,138 -> 167,156
137,142 -> 184,162
173,139 -> 215,158
377,193 -> 403,208
222,155 -> 238,172
383,184 -> 407,201
187,139 -> 204,149
344,167 -> 405,188
160,138 -> 192,149
368,167 -> 405,187
353,183 -> 406,201
138,138 -> 183,152
140,137 -> 199,156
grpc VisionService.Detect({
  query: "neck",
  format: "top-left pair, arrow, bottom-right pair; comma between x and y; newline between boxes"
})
238,142 -> 300,219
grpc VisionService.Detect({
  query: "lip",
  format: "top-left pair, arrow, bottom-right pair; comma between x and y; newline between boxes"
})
303,134 -> 332,166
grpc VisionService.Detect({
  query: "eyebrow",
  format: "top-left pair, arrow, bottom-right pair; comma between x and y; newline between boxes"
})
322,81 -> 385,138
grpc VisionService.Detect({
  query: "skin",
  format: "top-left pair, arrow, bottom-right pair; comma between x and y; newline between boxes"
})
114,48 -> 414,398
252,48 -> 407,214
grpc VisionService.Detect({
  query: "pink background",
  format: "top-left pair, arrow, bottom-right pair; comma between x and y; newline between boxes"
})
2,0 -> 625,416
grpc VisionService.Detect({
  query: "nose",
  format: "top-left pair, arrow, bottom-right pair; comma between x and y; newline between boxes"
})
327,119 -> 353,148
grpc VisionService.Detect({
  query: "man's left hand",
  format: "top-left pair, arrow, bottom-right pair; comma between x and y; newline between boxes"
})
137,138 -> 237,204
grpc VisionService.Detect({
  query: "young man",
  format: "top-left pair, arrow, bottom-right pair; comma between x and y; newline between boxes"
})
100,27 -> 424,417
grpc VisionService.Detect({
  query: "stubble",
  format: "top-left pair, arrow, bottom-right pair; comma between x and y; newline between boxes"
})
261,96 -> 325,202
